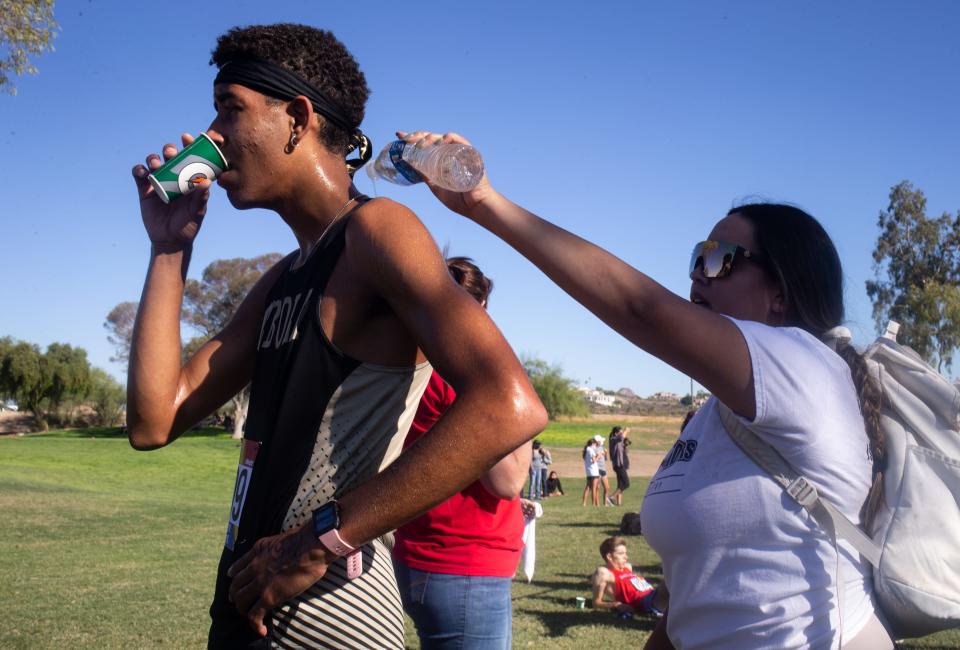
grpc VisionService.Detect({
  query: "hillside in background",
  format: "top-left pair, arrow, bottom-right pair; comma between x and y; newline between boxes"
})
578,385 -> 709,417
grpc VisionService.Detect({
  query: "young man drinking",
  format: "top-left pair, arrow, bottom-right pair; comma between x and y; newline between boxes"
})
126,23 -> 545,649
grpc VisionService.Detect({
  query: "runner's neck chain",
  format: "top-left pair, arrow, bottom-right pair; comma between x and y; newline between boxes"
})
295,195 -> 358,268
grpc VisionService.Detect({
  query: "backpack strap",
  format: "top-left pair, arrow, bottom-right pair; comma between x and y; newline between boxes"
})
717,403 -> 882,567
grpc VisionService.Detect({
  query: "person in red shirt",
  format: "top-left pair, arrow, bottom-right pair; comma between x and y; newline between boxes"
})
393,257 -> 533,649
591,535 -> 668,618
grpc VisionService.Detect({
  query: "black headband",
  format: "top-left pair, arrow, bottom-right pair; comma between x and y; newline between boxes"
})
214,58 -> 372,176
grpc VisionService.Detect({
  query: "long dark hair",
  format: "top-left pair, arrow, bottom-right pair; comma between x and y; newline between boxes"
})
609,426 -> 623,444
731,203 -> 885,528
582,438 -> 595,460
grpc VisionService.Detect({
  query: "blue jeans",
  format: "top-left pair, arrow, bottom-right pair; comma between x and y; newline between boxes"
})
527,467 -> 542,499
394,562 -> 512,649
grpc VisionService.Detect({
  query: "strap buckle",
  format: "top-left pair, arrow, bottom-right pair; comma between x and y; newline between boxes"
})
786,476 -> 818,508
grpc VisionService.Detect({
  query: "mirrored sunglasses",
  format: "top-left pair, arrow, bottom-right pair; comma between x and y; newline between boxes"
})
689,240 -> 766,279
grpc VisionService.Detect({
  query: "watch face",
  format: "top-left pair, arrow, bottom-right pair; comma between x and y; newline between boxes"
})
312,502 -> 340,535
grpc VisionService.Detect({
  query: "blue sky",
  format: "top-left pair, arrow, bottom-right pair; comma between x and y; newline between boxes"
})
1,0 -> 958,396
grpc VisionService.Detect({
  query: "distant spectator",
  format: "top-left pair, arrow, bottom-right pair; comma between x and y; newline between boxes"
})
546,470 -> 564,496
592,536 -> 667,617
582,438 -> 600,506
529,440 -> 547,500
594,433 -> 611,505
539,443 -> 553,497
608,426 -> 631,506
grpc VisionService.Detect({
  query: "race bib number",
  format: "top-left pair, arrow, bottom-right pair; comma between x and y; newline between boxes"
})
224,439 -> 261,551
631,575 -> 653,593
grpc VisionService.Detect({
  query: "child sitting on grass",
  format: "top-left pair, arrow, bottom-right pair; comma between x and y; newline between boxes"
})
546,470 -> 564,496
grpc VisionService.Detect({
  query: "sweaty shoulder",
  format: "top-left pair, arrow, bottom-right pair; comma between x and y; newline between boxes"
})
346,197 -> 426,246
343,197 -> 446,289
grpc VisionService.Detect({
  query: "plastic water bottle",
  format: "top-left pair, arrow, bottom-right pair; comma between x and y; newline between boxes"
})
366,140 -> 484,192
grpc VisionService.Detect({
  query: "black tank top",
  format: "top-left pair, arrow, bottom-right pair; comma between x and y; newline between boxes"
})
208,197 -> 432,648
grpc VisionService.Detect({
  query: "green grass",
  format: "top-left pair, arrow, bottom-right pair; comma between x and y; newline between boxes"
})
1,429 -> 957,649
0,430 -> 237,649
536,418 -> 683,451
506,484 -> 666,647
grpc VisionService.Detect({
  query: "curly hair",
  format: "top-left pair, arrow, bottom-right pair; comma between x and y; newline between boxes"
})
210,23 -> 370,155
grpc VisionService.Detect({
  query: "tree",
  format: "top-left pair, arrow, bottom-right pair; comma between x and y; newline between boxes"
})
866,181 -> 960,372
104,301 -> 138,369
522,356 -> 589,420
43,342 -> 90,421
87,368 -> 125,427
183,253 -> 282,438
0,339 -> 88,429
0,0 -> 58,95
183,255 -> 282,335
0,336 -> 123,430
0,340 -> 47,425
0,336 -> 13,399
106,254 -> 282,437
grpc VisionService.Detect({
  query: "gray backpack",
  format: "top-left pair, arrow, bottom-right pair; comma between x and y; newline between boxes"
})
719,321 -> 960,640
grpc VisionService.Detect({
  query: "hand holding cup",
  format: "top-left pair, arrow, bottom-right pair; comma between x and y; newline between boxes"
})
132,133 -> 223,250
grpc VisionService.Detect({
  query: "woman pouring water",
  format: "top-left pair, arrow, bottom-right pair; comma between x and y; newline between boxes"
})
399,130 -> 894,650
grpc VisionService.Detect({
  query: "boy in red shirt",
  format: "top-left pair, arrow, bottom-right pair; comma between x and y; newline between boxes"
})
591,535 -> 668,618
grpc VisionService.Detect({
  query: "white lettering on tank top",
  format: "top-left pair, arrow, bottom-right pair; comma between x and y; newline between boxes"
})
258,289 -> 313,350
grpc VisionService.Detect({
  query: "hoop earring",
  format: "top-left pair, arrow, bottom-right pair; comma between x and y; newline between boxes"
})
285,132 -> 299,154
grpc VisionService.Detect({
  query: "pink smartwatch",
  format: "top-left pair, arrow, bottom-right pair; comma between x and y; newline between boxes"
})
312,501 -> 363,580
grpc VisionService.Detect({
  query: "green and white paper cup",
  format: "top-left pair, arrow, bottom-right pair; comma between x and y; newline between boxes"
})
146,133 -> 228,203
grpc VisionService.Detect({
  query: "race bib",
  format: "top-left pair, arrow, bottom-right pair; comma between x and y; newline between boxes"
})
631,575 -> 653,593
224,439 -> 261,551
